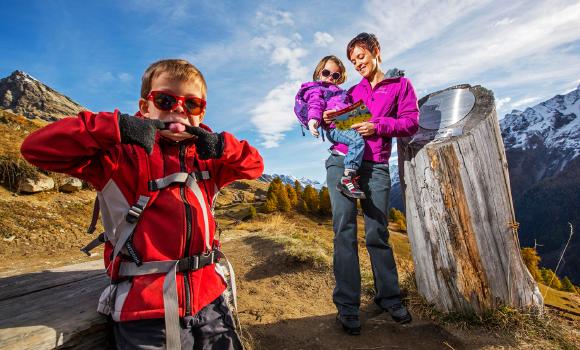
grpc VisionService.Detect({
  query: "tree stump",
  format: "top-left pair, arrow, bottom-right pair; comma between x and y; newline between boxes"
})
398,85 -> 543,314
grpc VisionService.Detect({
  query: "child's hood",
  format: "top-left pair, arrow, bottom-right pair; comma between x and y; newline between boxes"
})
297,81 -> 342,97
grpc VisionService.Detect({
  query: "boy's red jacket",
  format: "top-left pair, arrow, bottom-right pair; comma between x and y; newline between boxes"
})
21,110 -> 264,321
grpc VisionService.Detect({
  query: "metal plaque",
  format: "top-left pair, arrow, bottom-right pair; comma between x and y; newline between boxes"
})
418,88 -> 475,130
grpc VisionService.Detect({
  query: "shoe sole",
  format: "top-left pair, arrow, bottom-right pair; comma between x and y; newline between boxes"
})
342,325 -> 361,335
336,317 -> 361,336
392,315 -> 412,324
336,184 -> 366,199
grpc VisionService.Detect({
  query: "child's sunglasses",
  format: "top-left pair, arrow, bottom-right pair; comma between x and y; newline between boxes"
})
147,91 -> 206,116
321,69 -> 341,81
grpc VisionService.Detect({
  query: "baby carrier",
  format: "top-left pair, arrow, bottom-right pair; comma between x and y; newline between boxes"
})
80,145 -> 241,350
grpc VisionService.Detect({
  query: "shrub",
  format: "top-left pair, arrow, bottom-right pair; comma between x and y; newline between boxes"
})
520,247 -> 541,281
0,155 -> 40,190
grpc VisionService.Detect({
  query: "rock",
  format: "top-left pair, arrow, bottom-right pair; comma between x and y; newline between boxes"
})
60,177 -> 82,193
0,70 -> 85,120
18,174 -> 55,193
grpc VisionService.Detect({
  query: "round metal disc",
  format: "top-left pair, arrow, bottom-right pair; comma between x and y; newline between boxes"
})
418,88 -> 475,130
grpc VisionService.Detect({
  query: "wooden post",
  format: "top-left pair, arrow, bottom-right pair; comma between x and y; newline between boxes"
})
398,85 -> 543,314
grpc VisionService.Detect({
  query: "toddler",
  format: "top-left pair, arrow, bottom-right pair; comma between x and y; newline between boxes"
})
294,55 -> 365,199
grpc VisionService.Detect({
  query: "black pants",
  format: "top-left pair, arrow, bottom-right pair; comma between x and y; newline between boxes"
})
112,295 -> 242,350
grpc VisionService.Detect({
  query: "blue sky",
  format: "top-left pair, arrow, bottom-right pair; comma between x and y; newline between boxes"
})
1,0 -> 579,182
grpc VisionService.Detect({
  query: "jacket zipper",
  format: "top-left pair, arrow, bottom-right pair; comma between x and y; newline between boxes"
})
179,144 -> 193,316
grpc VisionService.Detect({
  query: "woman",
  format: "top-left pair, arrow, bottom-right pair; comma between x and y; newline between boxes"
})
323,32 -> 419,335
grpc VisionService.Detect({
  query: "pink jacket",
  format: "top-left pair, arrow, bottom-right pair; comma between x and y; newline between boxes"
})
333,70 -> 419,163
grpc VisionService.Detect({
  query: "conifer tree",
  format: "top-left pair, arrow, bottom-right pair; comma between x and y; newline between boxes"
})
561,276 -> 575,292
263,180 -> 280,213
389,208 -> 407,231
294,180 -> 303,199
520,247 -> 541,281
298,198 -> 309,213
276,185 -> 291,212
286,184 -> 298,207
540,268 -> 562,289
263,196 -> 278,213
318,186 -> 331,215
302,185 -> 319,213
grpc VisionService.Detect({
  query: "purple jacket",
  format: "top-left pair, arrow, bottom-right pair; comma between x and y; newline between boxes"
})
333,70 -> 419,163
294,81 -> 352,127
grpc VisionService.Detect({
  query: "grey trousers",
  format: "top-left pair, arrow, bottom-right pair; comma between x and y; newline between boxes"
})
326,154 -> 402,315
112,295 -> 242,350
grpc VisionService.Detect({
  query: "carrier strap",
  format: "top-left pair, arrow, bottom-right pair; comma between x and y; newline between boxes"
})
80,232 -> 106,256
119,249 -> 223,350
111,195 -> 150,261
149,171 -> 210,191
86,196 -> 100,234
118,249 -> 222,276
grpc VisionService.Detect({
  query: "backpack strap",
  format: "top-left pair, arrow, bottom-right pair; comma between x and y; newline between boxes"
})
86,196 -> 100,234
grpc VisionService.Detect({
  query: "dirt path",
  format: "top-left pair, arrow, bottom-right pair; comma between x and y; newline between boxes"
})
220,229 -> 506,350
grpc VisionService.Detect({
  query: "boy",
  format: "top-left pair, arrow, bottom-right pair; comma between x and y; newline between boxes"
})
21,59 -> 264,349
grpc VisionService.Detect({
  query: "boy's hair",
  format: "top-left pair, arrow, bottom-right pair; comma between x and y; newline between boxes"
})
346,32 -> 381,63
313,55 -> 347,85
140,59 -> 207,99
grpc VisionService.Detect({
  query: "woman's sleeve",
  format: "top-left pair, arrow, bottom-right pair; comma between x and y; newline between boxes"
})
303,88 -> 326,123
20,110 -> 122,189
374,78 -> 420,138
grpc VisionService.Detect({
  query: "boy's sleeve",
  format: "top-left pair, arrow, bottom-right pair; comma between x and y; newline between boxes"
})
374,78 -> 420,138
210,132 -> 264,189
20,110 -> 123,190
304,88 -> 326,123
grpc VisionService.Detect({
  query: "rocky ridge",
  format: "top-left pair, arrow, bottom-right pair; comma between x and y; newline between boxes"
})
0,70 -> 86,121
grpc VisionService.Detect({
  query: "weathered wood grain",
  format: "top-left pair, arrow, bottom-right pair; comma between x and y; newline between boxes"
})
399,86 -> 543,314
0,260 -> 111,349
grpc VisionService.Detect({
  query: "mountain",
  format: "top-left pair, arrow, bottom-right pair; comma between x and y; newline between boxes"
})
500,85 -> 579,283
0,70 -> 86,121
390,85 -> 579,283
259,173 -> 324,190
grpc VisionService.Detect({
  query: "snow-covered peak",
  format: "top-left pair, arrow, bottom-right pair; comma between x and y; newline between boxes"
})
500,86 -> 580,164
259,173 -> 324,190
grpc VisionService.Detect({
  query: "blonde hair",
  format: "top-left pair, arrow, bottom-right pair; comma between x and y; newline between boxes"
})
140,59 -> 207,98
312,55 -> 347,85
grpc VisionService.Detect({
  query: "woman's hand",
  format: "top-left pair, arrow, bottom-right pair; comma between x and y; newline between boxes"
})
351,121 -> 376,137
322,110 -> 337,124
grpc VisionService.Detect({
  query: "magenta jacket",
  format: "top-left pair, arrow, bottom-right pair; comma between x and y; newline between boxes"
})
333,69 -> 419,163
294,81 -> 351,126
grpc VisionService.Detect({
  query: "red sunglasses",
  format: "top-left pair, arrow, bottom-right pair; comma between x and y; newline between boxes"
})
147,91 -> 206,116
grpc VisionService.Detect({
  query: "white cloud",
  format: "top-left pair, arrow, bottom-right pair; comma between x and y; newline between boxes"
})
494,17 -> 515,27
250,81 -> 301,148
510,96 -> 541,110
256,9 -> 294,28
495,97 -> 511,111
402,1 -> 580,90
362,0 -> 491,60
118,73 -> 132,83
314,32 -> 334,47
250,28 -> 311,147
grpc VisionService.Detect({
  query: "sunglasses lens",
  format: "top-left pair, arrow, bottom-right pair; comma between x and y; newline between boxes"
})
153,93 -> 177,111
184,97 -> 205,115
321,69 -> 340,81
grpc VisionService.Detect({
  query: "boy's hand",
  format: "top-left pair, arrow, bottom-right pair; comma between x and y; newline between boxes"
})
118,113 -> 164,154
308,119 -> 319,137
184,126 -> 225,160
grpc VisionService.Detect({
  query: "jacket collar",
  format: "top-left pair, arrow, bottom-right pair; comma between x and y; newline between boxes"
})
358,67 -> 405,91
